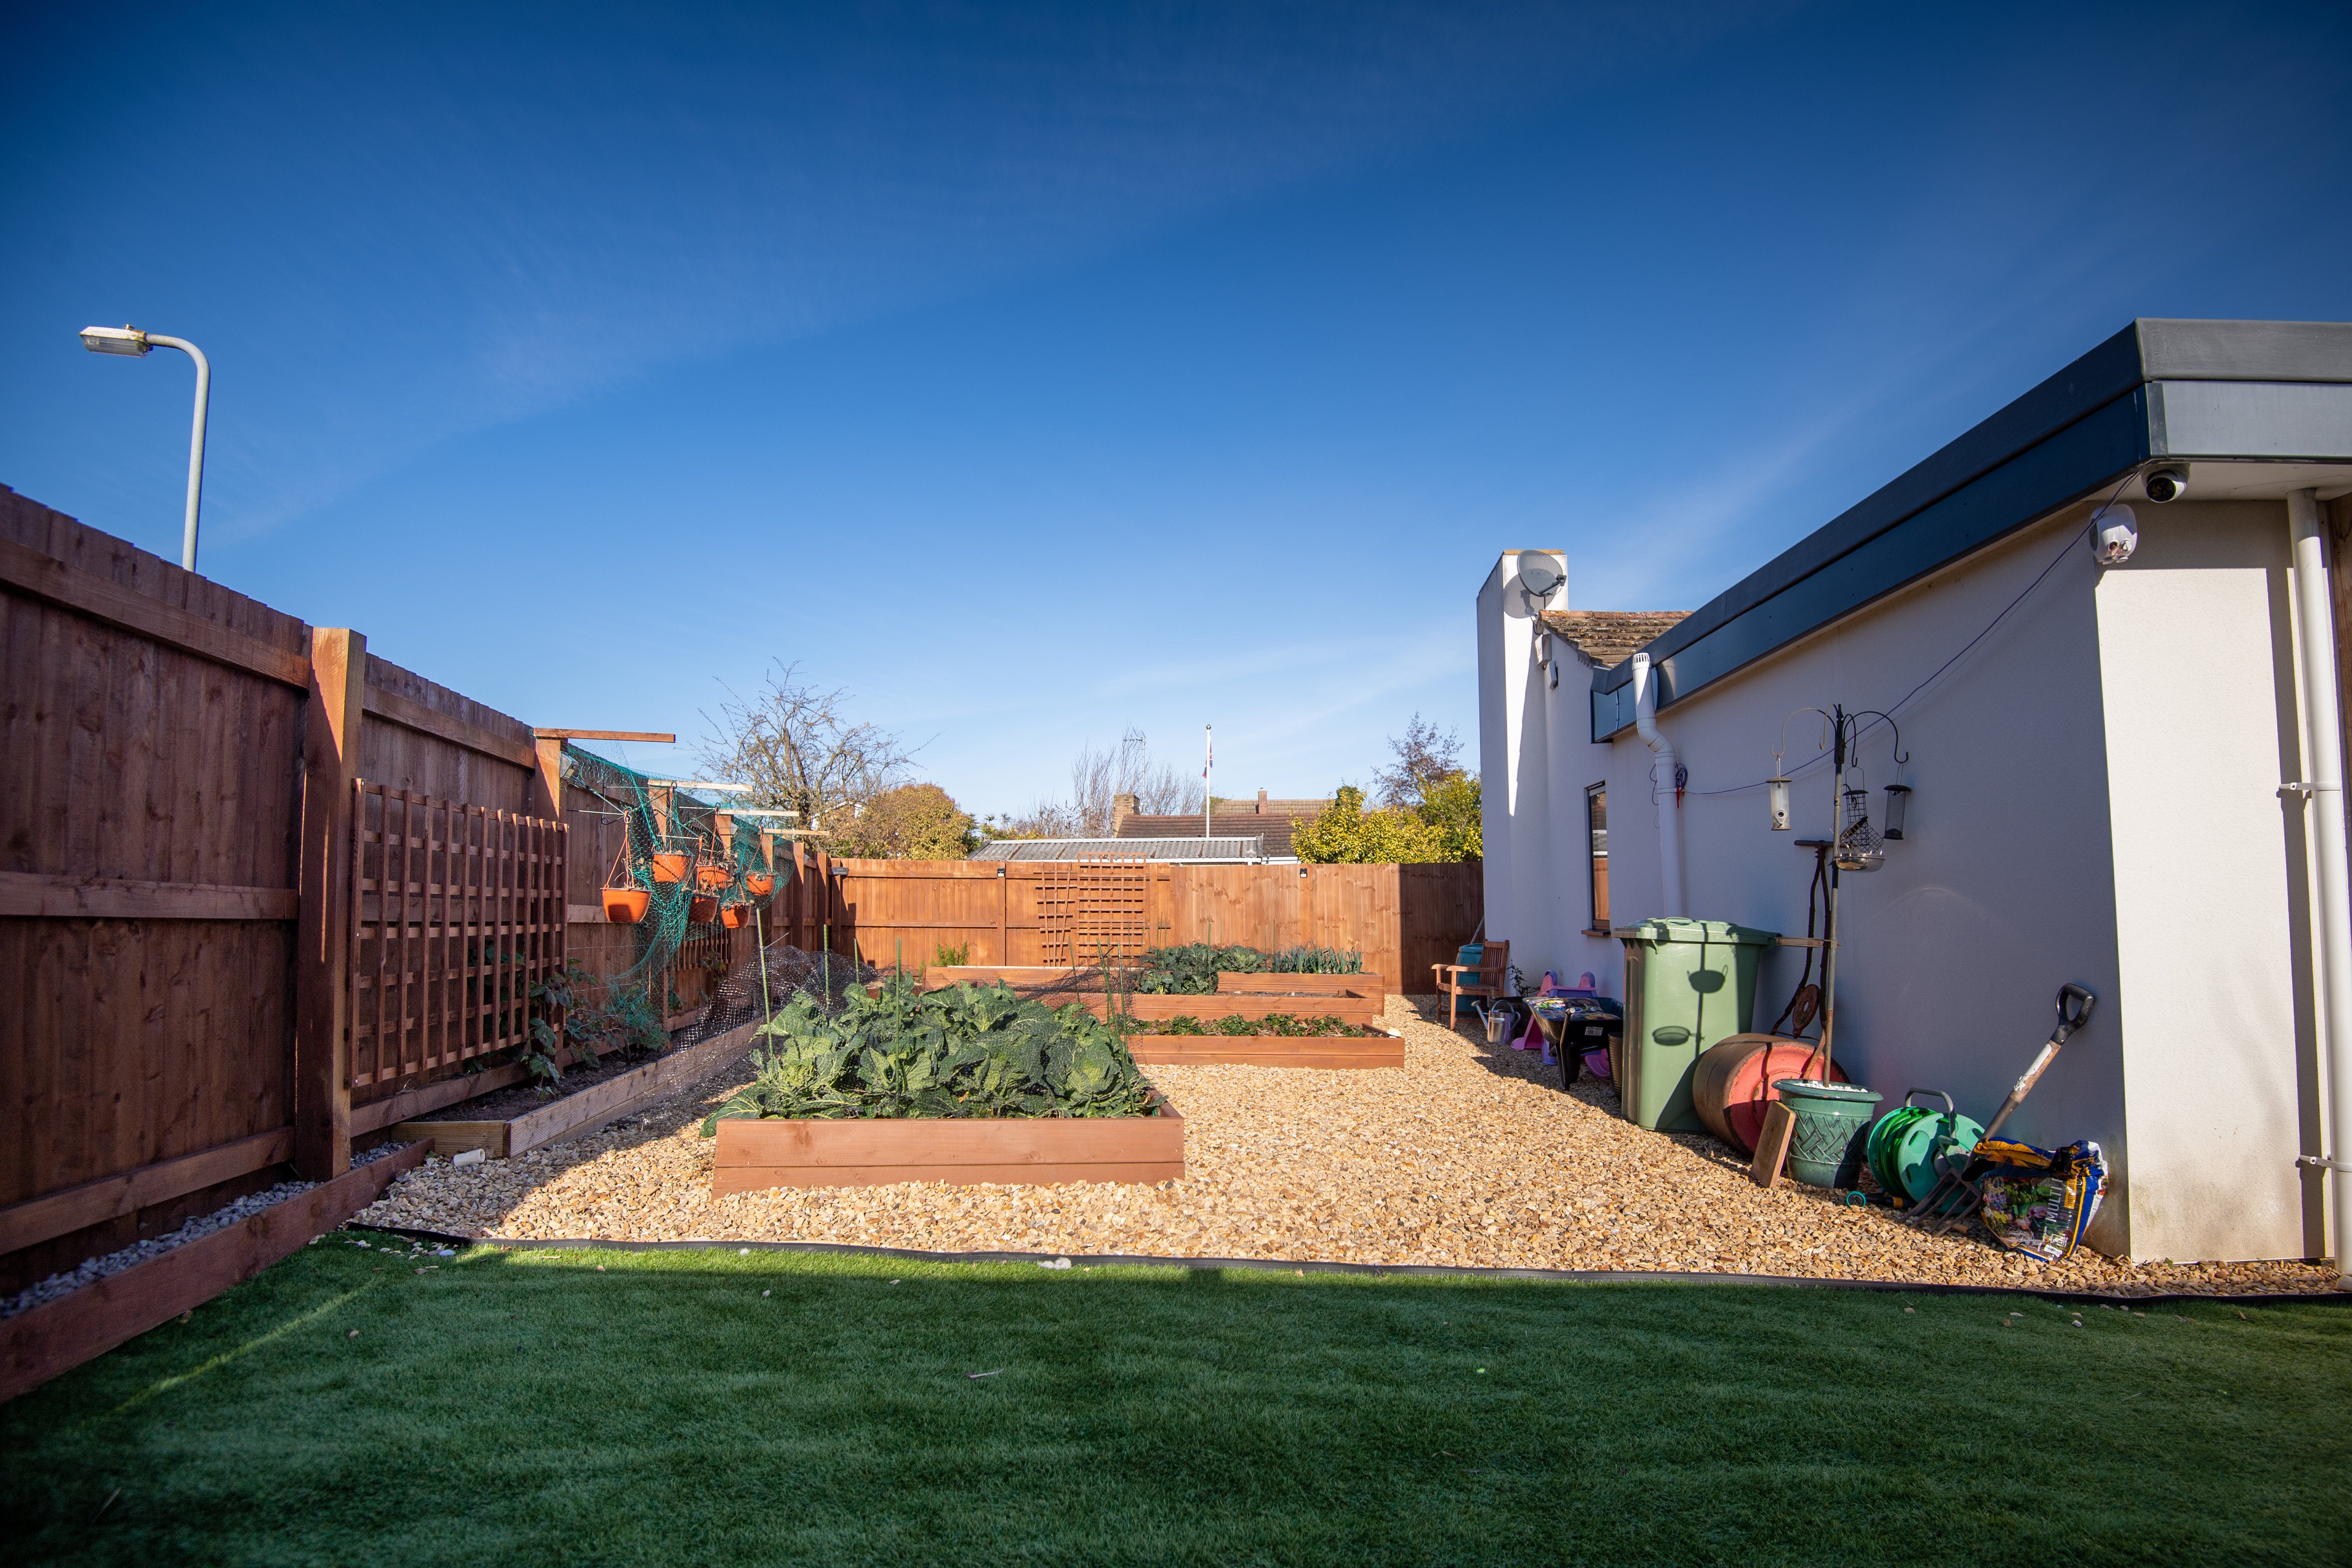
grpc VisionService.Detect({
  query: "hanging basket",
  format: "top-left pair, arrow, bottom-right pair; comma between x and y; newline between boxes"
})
744,873 -> 775,898
695,863 -> 732,893
602,886 -> 651,925
719,903 -> 750,929
688,894 -> 720,925
650,852 -> 691,885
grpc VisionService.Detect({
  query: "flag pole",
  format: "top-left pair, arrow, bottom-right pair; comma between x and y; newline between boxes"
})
1203,724 -> 1212,842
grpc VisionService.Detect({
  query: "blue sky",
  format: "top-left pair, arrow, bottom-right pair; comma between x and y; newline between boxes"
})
6,1 -> 2349,815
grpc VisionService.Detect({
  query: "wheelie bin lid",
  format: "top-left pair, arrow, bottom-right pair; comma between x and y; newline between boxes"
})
1614,917 -> 1780,946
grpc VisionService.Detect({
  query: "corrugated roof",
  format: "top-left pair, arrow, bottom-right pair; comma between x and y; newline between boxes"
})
1116,806 -> 1327,858
971,836 -> 1272,863
1543,610 -> 1693,670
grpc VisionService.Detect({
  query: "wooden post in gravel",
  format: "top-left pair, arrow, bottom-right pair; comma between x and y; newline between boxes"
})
294,627 -> 366,1181
1750,1102 -> 1796,1189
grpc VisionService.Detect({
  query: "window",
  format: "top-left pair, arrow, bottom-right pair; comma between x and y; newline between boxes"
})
1586,784 -> 1609,933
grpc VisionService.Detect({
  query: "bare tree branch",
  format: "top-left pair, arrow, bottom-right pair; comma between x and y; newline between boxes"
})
700,662 -> 917,832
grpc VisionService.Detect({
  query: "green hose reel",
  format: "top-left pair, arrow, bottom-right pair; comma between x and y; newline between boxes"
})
1866,1090 -> 1985,1206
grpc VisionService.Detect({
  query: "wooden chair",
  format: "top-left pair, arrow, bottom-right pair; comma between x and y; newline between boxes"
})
1432,939 -> 1511,1030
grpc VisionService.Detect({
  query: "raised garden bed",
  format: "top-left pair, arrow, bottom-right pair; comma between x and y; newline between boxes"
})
1125,1024 -> 1403,1068
390,1022 -> 763,1160
1218,970 -> 1388,1008
711,1092 -> 1184,1192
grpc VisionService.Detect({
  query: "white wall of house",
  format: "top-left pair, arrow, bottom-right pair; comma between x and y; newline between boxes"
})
1476,551 -> 1566,977
2093,500 -> 2319,1261
1481,499 -> 2327,1262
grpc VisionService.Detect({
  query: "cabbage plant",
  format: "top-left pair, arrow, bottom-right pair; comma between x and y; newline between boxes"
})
701,978 -> 1155,1129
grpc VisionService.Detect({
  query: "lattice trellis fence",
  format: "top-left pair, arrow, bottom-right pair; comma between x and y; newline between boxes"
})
347,779 -> 566,1098
1034,853 -> 1148,970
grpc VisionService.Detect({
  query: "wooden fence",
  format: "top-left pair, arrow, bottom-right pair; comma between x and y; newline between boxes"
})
824,858 -> 1482,987
0,486 -> 768,1303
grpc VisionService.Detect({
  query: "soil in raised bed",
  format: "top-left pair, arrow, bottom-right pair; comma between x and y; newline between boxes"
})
412,1049 -> 675,1124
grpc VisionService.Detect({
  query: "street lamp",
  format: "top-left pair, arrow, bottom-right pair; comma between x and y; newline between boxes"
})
79,324 -> 211,573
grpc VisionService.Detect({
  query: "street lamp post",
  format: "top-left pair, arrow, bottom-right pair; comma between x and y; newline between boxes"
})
79,325 -> 211,573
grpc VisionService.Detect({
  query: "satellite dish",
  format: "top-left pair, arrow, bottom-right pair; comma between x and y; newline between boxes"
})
1518,560 -> 1562,599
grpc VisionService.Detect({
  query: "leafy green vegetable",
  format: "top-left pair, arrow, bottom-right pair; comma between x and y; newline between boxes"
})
1266,945 -> 1364,974
1151,1013 -> 1361,1037
700,978 -> 1156,1131
1132,943 -> 1267,994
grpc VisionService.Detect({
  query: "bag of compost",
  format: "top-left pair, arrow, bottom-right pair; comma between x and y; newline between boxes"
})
1969,1138 -> 2107,1262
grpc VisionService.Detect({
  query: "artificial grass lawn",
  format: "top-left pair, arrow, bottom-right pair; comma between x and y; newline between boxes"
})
4,1237 -> 2348,1567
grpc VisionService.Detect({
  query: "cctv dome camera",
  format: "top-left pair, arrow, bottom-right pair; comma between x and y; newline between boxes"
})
2143,465 -> 2190,504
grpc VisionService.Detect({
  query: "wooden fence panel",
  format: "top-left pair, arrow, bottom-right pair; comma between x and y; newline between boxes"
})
1399,862 -> 1484,986
824,858 -> 1479,988
0,486 -> 309,1294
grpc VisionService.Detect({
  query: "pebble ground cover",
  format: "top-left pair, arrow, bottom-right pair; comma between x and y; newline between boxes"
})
359,996 -> 2339,1296
3,1242 -> 2346,1566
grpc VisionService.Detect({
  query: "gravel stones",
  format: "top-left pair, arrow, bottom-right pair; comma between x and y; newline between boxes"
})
352,1001 -> 2342,1298
3,1139 -> 416,1321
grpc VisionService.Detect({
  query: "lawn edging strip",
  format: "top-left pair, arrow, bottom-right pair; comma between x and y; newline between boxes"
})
3,1141 -> 429,1404
346,1227 -> 2352,1307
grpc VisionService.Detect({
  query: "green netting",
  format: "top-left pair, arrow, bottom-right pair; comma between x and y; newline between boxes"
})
562,744 -> 776,992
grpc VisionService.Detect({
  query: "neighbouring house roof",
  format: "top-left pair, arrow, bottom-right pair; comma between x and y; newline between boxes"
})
1116,800 -> 1331,860
971,836 -> 1273,863
1543,610 -> 1692,670
1588,318 -> 2352,737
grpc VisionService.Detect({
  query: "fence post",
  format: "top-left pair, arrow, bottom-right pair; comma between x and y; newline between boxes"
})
294,627 -> 367,1180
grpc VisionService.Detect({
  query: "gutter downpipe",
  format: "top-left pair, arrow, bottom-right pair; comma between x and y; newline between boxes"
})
1630,651 -> 1686,918
2288,488 -> 2352,1279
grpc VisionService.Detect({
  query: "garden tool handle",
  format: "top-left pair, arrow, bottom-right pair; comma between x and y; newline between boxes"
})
2053,983 -> 2097,1043
1980,985 -> 2100,1142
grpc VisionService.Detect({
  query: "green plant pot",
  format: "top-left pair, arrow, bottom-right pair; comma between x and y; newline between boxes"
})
1772,1078 -> 1882,1188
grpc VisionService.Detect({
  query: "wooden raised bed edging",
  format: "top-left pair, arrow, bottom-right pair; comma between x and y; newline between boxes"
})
1125,1028 -> 1404,1069
711,1094 -> 1184,1193
390,1018 -> 766,1160
1217,971 -> 1387,1008
0,1141 -> 428,1404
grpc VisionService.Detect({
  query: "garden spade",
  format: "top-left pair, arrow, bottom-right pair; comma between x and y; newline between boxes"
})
1907,983 -> 2097,1230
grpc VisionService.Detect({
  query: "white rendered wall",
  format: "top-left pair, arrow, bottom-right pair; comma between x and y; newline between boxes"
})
2094,501 -> 2315,1262
1475,552 -> 1566,974
1594,510 -> 2135,1253
1578,501 -> 2323,1261
1543,655 -> 1627,992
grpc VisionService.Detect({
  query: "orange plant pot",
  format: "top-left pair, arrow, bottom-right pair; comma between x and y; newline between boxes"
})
695,864 -> 731,893
719,903 -> 750,929
602,886 -> 650,925
688,895 -> 720,924
650,852 -> 690,885
744,873 -> 775,898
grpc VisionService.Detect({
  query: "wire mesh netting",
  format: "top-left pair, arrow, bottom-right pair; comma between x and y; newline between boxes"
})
562,744 -> 779,994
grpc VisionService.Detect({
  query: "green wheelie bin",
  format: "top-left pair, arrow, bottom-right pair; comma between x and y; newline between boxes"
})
1613,918 -> 1779,1131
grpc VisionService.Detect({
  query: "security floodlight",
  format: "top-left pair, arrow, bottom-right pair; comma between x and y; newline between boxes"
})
80,325 -> 151,356
77,323 -> 210,572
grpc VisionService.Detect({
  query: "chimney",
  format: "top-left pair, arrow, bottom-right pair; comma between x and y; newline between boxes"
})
1111,793 -> 1138,834
1256,788 -> 1267,814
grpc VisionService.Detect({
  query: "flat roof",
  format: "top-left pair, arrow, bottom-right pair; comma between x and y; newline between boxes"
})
1591,318 -> 2352,738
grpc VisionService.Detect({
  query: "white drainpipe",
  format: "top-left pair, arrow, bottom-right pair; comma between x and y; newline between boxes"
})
2288,488 -> 2352,1279
1630,651 -> 1686,918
